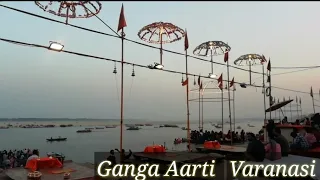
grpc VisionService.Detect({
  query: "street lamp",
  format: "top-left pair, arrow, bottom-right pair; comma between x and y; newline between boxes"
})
48,42 -> 64,52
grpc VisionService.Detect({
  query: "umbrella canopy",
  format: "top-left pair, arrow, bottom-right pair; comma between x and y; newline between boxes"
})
265,99 -> 293,112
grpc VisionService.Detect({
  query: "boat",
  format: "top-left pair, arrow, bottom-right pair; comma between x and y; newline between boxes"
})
181,127 -> 190,130
125,124 -> 135,127
60,124 -> 67,127
0,127 -> 9,129
236,126 -> 241,129
77,129 -> 92,133
105,125 -> 117,128
145,123 -> 153,126
95,127 -> 104,129
247,124 -> 255,127
46,137 -> 67,142
127,126 -> 139,130
135,124 -> 144,126
214,124 -> 222,128
164,124 -> 179,128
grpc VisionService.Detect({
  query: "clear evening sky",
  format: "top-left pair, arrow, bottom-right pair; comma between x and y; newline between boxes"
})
0,2 -> 319,121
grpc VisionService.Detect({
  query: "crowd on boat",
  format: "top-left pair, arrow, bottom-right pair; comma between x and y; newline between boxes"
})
0,149 -> 40,169
189,129 -> 247,144
245,120 -> 320,162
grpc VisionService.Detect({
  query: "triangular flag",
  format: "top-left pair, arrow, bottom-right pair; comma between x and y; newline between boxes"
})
224,51 -> 229,63
230,77 -> 234,88
261,54 -> 267,64
182,78 -> 188,86
296,96 -> 298,103
117,4 -> 127,32
197,76 -> 201,86
199,81 -> 203,90
267,58 -> 271,71
310,86 -> 313,97
184,31 -> 189,51
218,73 -> 223,90
299,97 -> 301,105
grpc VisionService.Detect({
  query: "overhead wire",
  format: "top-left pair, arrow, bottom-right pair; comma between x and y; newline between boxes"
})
0,4 -> 264,75
1,37 -> 319,96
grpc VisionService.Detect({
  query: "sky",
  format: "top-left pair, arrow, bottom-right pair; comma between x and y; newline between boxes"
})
0,1 -> 319,121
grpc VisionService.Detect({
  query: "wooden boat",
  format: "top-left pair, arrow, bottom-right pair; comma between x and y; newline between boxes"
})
145,123 -> 153,126
127,127 -> 139,130
95,127 -> 104,129
76,129 -> 92,133
247,124 -> 255,127
105,125 -> 117,128
164,124 -> 178,128
46,137 -> 67,142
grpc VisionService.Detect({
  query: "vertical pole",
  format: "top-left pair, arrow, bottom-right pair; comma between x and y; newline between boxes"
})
233,87 -> 236,132
199,89 -> 201,131
160,33 -> 163,65
300,100 -> 303,119
290,98 -> 292,121
268,61 -> 272,125
249,61 -> 252,85
227,60 -> 232,144
296,100 -> 299,120
201,94 -> 204,130
185,46 -> 191,152
262,65 -> 266,121
312,97 -> 316,114
120,29 -> 124,161
210,50 -> 213,74
221,89 -> 224,133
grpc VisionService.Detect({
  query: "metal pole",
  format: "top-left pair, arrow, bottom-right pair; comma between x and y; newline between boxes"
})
289,97 -> 292,121
221,88 -> 224,133
201,94 -> 204,130
160,33 -> 163,65
312,97 -> 316,114
296,100 -> 299,121
300,100 -> 303,119
120,29 -> 124,159
262,65 -> 266,121
249,61 -> 252,85
227,60 -> 232,144
233,87 -> 236,132
199,89 -> 201,131
185,45 -> 191,152
210,50 -> 213,74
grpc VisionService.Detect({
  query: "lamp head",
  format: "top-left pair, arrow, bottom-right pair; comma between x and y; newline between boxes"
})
48,42 -> 64,52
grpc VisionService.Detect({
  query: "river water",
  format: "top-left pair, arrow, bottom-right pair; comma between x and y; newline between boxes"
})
0,121 -> 261,163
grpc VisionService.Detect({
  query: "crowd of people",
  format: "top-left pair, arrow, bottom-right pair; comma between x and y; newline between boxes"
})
0,149 -> 39,169
246,120 -> 320,162
190,129 -> 247,144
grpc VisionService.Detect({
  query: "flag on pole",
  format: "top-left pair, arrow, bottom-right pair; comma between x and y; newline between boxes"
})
197,76 -> 201,86
200,81 -> 203,90
267,58 -> 271,71
117,4 -> 127,32
296,96 -> 298,103
184,31 -> 189,51
230,77 -> 234,88
182,78 -> 188,86
299,97 -> 301,105
224,51 -> 229,62
310,86 -> 313,97
218,73 -> 223,90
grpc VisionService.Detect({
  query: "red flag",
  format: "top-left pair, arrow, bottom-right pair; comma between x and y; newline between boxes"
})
182,78 -> 188,86
117,4 -> 127,32
184,31 -> 189,51
267,58 -> 271,71
197,76 -> 201,86
310,87 -> 313,97
230,77 -> 234,88
218,73 -> 223,90
224,51 -> 229,63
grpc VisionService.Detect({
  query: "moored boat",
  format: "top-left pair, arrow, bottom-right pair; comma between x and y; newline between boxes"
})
105,125 -> 117,128
95,127 -> 104,129
127,126 -> 140,130
77,129 -> 92,133
145,123 -> 153,126
46,137 -> 67,142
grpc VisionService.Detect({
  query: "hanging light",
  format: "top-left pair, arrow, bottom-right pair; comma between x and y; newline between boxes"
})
209,73 -> 217,78
131,65 -> 135,77
48,41 -> 64,52
193,75 -> 196,85
113,62 -> 117,74
181,73 -> 184,83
